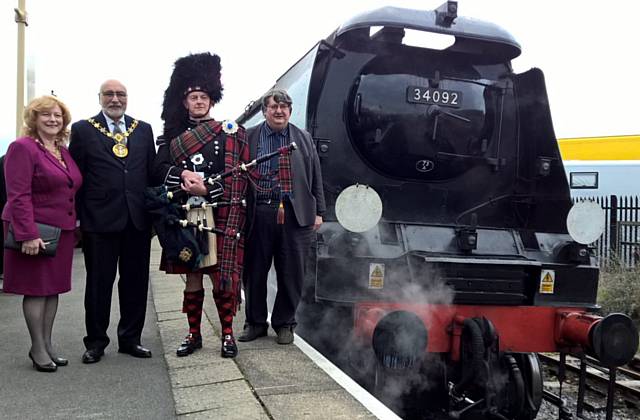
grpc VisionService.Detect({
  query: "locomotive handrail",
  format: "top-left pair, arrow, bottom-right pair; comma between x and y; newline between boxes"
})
420,256 -> 541,266
454,193 -> 513,225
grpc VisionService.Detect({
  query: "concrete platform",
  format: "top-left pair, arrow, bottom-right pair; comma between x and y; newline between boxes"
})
0,247 -> 174,420
0,239 -> 392,419
150,239 -> 383,419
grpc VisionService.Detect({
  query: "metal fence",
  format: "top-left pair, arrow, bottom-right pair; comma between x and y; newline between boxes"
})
574,195 -> 640,267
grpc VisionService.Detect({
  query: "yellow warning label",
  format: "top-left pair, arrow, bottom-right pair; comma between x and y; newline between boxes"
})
369,263 -> 385,289
539,270 -> 555,294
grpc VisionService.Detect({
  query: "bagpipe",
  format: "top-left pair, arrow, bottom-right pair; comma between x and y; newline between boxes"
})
145,142 -> 297,270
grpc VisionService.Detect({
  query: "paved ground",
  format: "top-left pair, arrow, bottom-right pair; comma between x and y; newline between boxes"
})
0,247 -> 174,419
0,240 -> 384,420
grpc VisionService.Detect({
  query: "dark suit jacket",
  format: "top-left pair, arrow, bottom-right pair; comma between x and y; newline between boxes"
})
1,137 -> 82,239
247,122 -> 325,228
69,112 -> 155,233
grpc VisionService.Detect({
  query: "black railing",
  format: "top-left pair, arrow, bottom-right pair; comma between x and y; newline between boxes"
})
573,195 -> 640,267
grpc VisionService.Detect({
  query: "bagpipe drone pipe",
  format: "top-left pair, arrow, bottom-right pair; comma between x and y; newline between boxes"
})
145,142 -> 297,269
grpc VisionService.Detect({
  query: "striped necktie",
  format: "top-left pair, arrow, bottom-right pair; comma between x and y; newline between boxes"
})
113,120 -> 126,145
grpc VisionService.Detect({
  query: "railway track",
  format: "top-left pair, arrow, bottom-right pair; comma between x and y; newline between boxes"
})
538,353 -> 640,419
540,353 -> 640,398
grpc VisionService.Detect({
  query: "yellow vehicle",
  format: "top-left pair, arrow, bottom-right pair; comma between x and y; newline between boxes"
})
558,135 -> 640,198
558,135 -> 640,161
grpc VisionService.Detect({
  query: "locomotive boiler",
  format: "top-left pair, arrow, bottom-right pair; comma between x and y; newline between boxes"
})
237,2 -> 639,419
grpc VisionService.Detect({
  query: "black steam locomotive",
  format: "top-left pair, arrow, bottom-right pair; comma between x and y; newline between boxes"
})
238,2 -> 638,419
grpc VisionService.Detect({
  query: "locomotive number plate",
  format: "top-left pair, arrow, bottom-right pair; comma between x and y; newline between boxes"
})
407,86 -> 462,107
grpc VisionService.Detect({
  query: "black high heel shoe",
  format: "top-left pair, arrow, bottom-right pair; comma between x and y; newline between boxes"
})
28,352 -> 57,372
50,356 -> 68,366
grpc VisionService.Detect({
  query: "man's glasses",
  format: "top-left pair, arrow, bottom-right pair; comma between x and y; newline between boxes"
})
266,103 -> 290,112
101,91 -> 127,99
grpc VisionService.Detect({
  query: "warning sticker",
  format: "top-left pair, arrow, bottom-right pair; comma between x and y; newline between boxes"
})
539,270 -> 555,294
369,263 -> 385,289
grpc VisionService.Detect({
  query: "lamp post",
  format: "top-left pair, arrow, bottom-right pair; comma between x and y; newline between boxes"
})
14,0 -> 28,137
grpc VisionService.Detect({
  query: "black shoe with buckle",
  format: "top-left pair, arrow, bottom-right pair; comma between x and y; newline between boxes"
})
221,335 -> 238,358
176,334 -> 202,357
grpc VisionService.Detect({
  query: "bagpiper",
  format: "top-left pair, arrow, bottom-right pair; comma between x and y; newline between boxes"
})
152,52 -> 249,358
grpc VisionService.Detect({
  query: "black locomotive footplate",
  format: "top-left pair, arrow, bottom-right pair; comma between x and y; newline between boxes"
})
407,86 -> 462,107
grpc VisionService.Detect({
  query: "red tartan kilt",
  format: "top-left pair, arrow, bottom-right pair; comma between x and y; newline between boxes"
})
158,250 -> 218,274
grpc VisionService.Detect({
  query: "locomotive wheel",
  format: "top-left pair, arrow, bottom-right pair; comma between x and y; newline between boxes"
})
509,353 -> 543,420
371,353 -> 449,419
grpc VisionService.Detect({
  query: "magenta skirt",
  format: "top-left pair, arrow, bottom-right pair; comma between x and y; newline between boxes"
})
2,223 -> 75,296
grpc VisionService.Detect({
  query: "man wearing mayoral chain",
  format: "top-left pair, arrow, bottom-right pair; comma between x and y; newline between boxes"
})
70,79 -> 156,364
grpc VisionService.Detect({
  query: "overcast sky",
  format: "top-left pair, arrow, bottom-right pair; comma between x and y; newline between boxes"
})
1,0 -> 639,154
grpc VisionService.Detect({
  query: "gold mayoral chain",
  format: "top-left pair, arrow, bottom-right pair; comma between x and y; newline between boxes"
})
87,118 -> 139,158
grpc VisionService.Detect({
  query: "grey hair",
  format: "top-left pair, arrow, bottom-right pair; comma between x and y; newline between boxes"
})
260,88 -> 292,113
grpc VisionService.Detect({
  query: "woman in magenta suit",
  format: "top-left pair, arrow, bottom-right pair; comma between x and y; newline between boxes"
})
2,96 -> 82,372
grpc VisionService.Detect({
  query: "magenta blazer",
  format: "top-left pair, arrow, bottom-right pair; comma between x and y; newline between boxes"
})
1,136 -> 82,241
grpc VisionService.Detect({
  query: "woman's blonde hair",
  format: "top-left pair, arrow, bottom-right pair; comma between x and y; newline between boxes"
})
22,95 -> 72,145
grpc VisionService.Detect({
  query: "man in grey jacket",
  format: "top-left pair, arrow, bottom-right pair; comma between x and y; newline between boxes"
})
239,89 -> 325,345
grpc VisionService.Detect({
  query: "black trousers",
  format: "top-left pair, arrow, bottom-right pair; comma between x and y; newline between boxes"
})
244,202 -> 314,330
82,220 -> 151,350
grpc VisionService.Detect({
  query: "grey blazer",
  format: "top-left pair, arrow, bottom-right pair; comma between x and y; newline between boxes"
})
247,122 -> 326,228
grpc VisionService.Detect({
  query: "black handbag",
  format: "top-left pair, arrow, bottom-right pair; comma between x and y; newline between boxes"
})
4,223 -> 61,257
